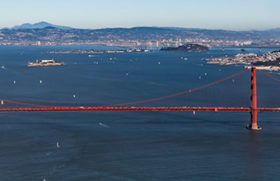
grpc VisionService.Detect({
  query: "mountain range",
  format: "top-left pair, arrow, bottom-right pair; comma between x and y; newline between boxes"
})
1,22 -> 280,47
11,21 -> 72,30
8,21 -> 280,33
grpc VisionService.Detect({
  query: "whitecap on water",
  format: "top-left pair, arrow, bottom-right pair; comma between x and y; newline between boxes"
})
56,142 -> 60,149
99,122 -> 109,128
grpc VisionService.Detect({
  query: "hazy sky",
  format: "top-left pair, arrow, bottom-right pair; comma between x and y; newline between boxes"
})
1,0 -> 279,30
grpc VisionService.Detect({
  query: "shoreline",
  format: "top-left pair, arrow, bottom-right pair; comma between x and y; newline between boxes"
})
49,49 -> 150,54
205,51 -> 280,71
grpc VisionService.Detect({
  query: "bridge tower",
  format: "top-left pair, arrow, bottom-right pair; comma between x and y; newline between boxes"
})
247,67 -> 261,130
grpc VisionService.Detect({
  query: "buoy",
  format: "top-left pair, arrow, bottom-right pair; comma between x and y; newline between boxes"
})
39,80 -> 43,84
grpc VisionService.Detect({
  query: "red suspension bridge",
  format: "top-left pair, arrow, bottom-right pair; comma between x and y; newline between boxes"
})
1,67 -> 280,130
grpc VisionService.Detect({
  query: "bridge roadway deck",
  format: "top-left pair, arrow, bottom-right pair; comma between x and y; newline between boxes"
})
0,106 -> 279,113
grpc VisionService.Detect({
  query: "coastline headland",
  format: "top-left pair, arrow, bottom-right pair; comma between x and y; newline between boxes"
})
205,50 -> 280,71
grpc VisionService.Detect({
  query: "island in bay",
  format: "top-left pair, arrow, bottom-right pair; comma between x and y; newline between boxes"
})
160,44 -> 209,52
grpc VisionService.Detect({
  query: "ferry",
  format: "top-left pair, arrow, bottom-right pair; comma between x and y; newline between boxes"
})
28,59 -> 64,67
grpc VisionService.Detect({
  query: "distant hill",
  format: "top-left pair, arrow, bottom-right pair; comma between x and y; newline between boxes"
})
12,21 -> 72,30
267,28 -> 280,32
1,23 -> 280,47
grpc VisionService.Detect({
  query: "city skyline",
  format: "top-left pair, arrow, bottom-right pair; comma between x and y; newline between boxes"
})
1,0 -> 280,30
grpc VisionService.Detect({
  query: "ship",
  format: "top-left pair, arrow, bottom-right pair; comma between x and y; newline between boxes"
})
27,59 -> 64,67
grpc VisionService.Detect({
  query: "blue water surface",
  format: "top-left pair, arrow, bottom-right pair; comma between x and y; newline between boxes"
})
0,45 -> 279,181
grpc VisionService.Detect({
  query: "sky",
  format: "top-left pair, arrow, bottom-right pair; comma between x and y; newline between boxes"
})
0,0 -> 280,30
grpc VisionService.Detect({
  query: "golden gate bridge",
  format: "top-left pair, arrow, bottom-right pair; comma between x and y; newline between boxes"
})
0,67 -> 280,131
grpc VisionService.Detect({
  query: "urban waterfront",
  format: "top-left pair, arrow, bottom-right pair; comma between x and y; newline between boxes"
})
0,45 -> 280,180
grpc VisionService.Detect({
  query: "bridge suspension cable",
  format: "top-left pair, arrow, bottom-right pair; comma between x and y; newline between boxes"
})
257,69 -> 280,83
0,99 -> 52,108
110,69 -> 249,107
0,67 -> 279,131
0,69 -> 249,108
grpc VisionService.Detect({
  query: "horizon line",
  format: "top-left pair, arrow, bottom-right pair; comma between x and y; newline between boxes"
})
1,22 -> 280,32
